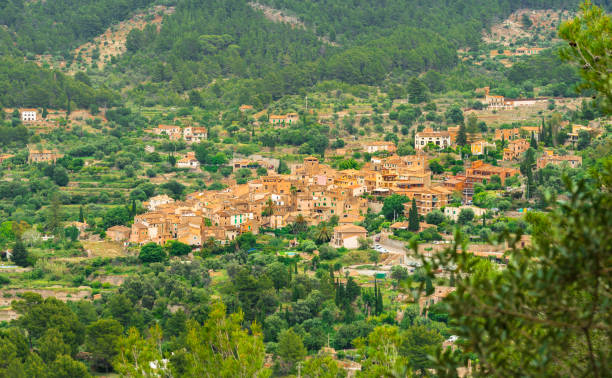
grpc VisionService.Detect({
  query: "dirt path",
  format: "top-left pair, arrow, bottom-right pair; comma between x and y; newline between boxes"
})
35,5 -> 175,72
482,9 -> 571,46
248,2 -> 338,46
0,288 -> 92,307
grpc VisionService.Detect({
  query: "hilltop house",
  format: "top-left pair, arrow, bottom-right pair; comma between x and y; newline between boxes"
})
403,186 -> 453,216
415,128 -> 451,150
444,205 -> 487,221
183,127 -> 207,144
107,225 -> 131,242
364,141 -> 397,154
465,160 -> 519,185
177,152 -> 200,169
20,109 -> 38,122
484,87 -> 505,108
485,87 -> 545,109
330,224 -> 368,249
515,47 -> 544,55
155,125 -> 182,140
146,195 -> 175,211
495,128 -> 521,141
503,139 -> 529,161
536,154 -> 582,169
471,140 -> 495,156
269,113 -> 299,126
28,148 -> 63,163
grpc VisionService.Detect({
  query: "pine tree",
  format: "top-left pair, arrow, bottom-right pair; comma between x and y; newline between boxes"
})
12,238 -> 29,267
456,123 -> 467,146
408,198 -> 420,231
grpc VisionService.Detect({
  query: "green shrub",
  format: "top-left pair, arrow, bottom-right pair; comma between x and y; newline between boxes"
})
139,242 -> 166,263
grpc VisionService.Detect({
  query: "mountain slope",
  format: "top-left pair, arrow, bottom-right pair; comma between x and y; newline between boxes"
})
0,0 -> 157,54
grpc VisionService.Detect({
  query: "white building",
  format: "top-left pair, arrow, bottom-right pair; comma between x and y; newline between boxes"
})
177,157 -> 201,169
230,212 -> 254,226
415,128 -> 451,149
444,206 -> 487,221
183,127 -> 208,144
364,141 -> 397,154
21,109 -> 37,122
146,195 -> 175,211
330,224 -> 368,249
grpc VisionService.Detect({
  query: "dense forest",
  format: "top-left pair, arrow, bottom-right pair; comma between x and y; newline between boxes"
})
0,0 -> 157,54
0,58 -> 119,109
1,0 -> 605,109
116,0 -> 585,95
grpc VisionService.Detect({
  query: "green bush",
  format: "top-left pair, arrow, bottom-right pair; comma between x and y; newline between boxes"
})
139,242 -> 166,263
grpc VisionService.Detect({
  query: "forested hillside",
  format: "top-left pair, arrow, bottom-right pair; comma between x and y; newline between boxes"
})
111,0 -> 601,108
0,0 -> 157,54
2,0 -> 601,109
257,0 -> 581,46
0,58 -> 119,109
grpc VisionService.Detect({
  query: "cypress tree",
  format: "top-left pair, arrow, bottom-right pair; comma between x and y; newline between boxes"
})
425,276 -> 434,296
335,280 -> 343,305
530,131 -> 538,149
526,169 -> 534,199
376,288 -> 383,315
374,279 -> 378,297
456,123 -> 467,146
408,198 -> 420,231
12,238 -> 29,267
78,205 -> 84,223
450,271 -> 456,287
346,277 -> 361,302
344,301 -> 355,322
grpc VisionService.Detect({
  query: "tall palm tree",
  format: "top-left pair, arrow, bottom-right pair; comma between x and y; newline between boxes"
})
293,214 -> 308,234
262,198 -> 274,217
315,224 -> 332,243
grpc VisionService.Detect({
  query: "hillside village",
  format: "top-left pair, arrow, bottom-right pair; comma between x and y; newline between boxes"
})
3,97 -> 600,255
0,0 -> 610,376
